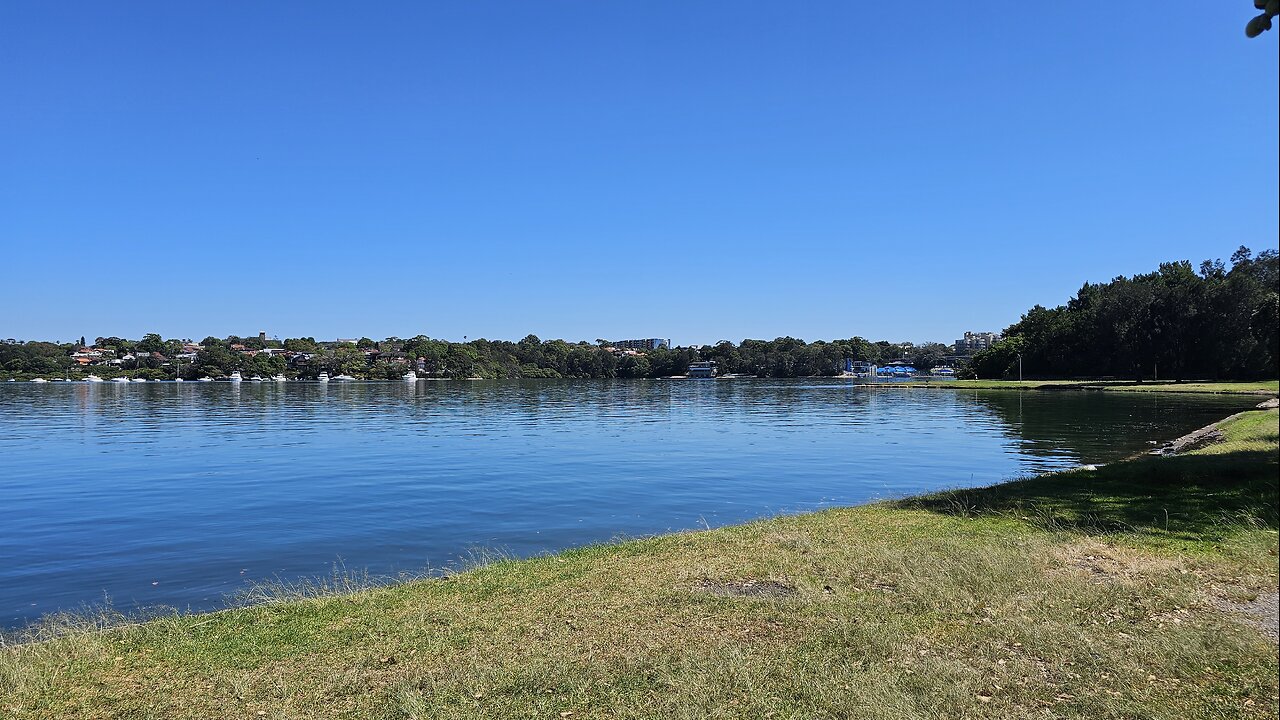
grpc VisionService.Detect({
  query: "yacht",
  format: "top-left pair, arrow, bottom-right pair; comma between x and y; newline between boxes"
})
197,377 -> 213,382
132,377 -> 148,382
271,374 -> 288,382
86,375 -> 104,382
31,378 -> 48,383
402,371 -> 418,382
112,377 -> 130,383
250,376 -> 264,383
317,372 -> 330,383
229,371 -> 243,383
332,374 -> 357,382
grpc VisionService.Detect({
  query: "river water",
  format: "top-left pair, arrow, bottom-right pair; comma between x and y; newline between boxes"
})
0,380 -> 1255,627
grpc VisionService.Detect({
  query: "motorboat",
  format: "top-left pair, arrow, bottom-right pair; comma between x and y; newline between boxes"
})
86,375 -> 104,382
112,377 -> 130,383
174,378 -> 184,383
271,374 -> 288,382
332,374 -> 357,382
229,371 -> 243,383
31,378 -> 48,383
132,377 -> 148,382
402,371 -> 418,382
250,376 -> 264,382
317,372 -> 330,383
197,377 -> 213,382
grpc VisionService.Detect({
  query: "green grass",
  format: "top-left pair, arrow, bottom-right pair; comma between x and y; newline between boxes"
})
3,410 -> 1277,719
938,379 -> 1279,395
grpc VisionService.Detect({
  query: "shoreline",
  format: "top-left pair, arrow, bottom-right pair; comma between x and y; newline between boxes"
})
4,374 -> 1277,396
4,400 -> 1275,639
3,404 -> 1277,718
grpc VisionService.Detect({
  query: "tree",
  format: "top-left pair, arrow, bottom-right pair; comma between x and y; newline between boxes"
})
1246,0 -> 1278,37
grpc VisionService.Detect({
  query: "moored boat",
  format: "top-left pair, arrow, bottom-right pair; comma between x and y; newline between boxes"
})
317,372 -> 330,383
86,375 -> 104,383
229,371 -> 243,383
402,371 -> 418,382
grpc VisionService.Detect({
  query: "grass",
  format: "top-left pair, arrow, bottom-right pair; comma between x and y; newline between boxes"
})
937,379 -> 1279,395
2,410 -> 1277,719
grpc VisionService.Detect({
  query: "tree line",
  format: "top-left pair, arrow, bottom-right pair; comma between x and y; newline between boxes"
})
970,246 -> 1278,381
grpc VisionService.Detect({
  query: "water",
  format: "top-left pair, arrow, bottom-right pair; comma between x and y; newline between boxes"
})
0,380 -> 1256,627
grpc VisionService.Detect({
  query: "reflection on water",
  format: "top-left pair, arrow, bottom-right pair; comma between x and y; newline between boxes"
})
0,380 -> 1254,626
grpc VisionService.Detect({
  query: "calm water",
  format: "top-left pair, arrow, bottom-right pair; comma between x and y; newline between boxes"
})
0,380 -> 1255,627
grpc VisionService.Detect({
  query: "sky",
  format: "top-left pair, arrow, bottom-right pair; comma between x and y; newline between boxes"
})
2,3 -> 1277,347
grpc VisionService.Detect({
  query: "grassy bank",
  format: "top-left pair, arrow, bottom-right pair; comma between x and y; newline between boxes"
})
936,379 -> 1279,395
3,410 -> 1277,719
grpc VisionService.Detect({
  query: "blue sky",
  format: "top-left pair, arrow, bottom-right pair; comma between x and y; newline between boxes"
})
2,3 -> 1276,346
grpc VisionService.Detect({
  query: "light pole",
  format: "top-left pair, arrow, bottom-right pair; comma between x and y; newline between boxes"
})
1018,353 -> 1023,382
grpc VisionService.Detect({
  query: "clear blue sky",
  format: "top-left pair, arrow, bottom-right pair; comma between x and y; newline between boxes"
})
2,3 -> 1276,346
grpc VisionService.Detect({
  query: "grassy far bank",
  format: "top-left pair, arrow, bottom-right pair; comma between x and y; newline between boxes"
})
2,412 -> 1277,719
930,379 -> 1279,395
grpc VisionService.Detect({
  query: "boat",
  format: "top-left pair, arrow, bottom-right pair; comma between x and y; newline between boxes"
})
174,378 -> 184,383
197,377 -> 213,383
332,374 -> 357,382
229,371 -> 243,383
5,378 -> 13,382
132,377 -> 148,382
271,374 -> 287,382
112,377 -> 130,383
86,375 -> 104,383
317,372 -> 330,383
402,371 -> 418,382
31,378 -> 48,383
250,376 -> 264,382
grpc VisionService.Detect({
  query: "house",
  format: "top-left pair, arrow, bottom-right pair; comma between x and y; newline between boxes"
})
687,361 -> 717,378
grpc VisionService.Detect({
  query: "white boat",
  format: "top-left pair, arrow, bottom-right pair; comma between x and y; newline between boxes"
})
317,372 -> 330,383
31,378 -> 48,383
5,378 -> 14,382
402,371 -> 418,382
271,374 -> 287,382
112,377 -> 130,383
229,371 -> 243,383
174,378 -> 184,383
132,377 -> 148,382
197,377 -> 213,383
332,374 -> 357,382
86,375 -> 104,383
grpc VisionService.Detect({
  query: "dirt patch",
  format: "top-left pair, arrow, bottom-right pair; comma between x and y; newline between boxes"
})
1051,541 -> 1187,584
1256,398 -> 1279,410
1210,592 -> 1279,643
695,578 -> 797,598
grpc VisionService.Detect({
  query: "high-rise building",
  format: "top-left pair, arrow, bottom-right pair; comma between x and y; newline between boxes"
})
954,331 -> 1001,354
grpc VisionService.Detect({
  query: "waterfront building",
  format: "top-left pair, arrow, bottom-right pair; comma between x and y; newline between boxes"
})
612,338 -> 670,351
687,361 -> 717,378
